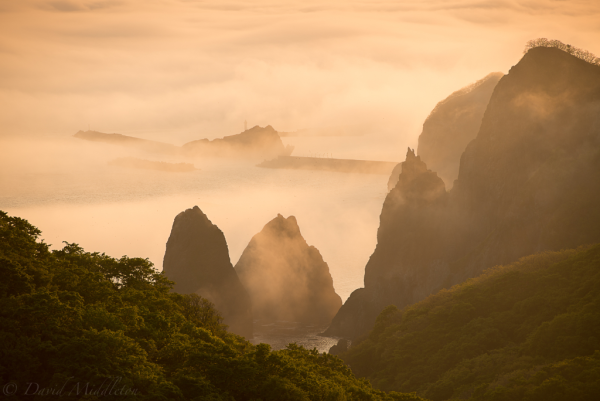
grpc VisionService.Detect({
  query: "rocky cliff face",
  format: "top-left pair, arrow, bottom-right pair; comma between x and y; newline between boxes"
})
417,72 -> 503,188
235,214 -> 342,325
163,206 -> 253,338
387,72 -> 502,191
183,125 -> 293,159
324,149 -> 450,337
326,47 -> 600,339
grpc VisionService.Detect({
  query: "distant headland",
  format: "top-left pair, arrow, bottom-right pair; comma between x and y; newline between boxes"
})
74,125 -> 294,160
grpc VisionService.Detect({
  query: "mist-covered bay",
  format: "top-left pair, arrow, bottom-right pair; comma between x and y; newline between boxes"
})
0,133 -> 393,306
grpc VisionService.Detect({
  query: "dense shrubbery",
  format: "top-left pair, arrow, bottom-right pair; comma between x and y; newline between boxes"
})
341,246 -> 600,401
524,38 -> 600,65
0,211 -> 426,401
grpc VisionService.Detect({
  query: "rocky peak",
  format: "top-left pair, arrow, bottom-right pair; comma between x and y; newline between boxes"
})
390,148 -> 446,205
163,206 -> 253,338
235,214 -> 342,325
261,214 -> 302,240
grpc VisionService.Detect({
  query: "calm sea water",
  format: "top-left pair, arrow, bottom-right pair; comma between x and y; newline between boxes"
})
0,135 -> 397,352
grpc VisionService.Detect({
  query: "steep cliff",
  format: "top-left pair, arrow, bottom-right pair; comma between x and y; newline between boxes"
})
326,46 -> 600,339
163,206 -> 253,338
417,72 -> 503,188
235,214 -> 342,325
324,149 -> 450,337
183,125 -> 293,159
387,72 -> 502,191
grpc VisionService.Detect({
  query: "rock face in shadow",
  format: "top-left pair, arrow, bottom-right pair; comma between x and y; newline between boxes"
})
163,206 -> 253,338
417,72 -> 503,188
325,149 -> 448,338
326,47 -> 600,340
235,214 -> 342,325
328,338 -> 349,356
386,163 -> 403,192
182,125 -> 294,159
387,72 -> 502,191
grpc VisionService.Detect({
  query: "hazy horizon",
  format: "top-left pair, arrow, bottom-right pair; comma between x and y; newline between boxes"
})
2,1 -> 600,144
2,0 -> 600,305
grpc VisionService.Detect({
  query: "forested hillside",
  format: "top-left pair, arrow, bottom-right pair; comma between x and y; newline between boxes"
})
0,210 -> 424,401
341,245 -> 600,400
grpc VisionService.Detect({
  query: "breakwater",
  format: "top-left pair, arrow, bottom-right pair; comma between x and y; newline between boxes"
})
257,156 -> 398,175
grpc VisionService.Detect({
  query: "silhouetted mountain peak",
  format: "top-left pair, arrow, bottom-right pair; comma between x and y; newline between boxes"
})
507,46 -> 598,89
169,206 -> 222,245
163,206 -> 253,338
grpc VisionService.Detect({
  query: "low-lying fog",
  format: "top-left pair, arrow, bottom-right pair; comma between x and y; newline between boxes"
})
0,134 -> 401,302
3,0 -> 600,305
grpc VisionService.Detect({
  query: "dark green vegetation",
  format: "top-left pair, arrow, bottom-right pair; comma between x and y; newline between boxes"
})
341,246 -> 600,401
0,210 -> 426,401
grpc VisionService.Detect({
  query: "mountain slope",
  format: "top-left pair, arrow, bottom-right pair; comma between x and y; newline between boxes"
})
326,46 -> 600,340
416,72 -> 503,188
341,244 -> 600,401
388,72 -> 502,191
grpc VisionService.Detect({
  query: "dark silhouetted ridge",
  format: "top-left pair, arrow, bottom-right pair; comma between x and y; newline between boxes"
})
163,206 -> 253,338
326,45 -> 600,340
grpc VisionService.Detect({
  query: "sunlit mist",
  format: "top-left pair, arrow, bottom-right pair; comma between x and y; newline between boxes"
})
2,0 -> 600,305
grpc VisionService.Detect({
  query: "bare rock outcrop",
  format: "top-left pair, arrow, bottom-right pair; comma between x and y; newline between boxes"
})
163,206 -> 253,338
235,214 -> 342,325
325,149 -> 448,338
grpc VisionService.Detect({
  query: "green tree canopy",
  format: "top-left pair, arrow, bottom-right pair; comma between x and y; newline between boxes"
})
341,245 -> 600,401
0,210 -> 426,401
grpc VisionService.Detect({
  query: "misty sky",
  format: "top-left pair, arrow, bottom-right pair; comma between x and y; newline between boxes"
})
2,0 -> 600,145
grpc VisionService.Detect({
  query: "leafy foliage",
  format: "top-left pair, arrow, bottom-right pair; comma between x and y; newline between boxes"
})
341,245 -> 600,400
0,210 -> 426,400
